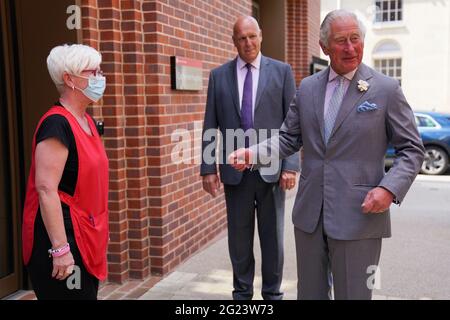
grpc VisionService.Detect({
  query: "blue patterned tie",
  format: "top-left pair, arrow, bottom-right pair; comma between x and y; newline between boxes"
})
241,63 -> 253,131
324,76 -> 345,144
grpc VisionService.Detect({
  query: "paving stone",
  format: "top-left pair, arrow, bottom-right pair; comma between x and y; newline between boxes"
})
124,287 -> 151,300
139,291 -> 174,300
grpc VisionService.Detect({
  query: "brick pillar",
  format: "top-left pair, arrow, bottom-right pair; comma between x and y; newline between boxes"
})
102,1 -> 129,283
82,0 -> 131,283
120,0 -> 150,280
286,0 -> 321,84
81,0 -> 101,119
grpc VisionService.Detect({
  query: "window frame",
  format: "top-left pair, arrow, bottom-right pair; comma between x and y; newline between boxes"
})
415,114 -> 441,129
373,57 -> 402,86
374,0 -> 403,23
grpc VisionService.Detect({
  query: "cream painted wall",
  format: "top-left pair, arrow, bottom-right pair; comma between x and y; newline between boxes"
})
320,0 -> 450,113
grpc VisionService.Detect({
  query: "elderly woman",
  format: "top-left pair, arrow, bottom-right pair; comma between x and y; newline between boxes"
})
22,44 -> 109,300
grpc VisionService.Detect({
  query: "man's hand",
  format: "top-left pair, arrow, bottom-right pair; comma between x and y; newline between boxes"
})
202,174 -> 221,197
361,187 -> 394,214
279,170 -> 297,191
228,148 -> 253,172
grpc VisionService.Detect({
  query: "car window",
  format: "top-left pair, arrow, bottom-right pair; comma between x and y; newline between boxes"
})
434,116 -> 450,127
416,116 -> 436,128
415,116 -> 420,127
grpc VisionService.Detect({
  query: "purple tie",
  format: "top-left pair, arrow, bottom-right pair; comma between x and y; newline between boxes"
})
241,63 -> 253,131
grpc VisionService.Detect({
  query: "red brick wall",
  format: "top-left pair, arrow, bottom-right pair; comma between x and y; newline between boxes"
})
287,0 -> 321,84
142,0 -> 252,277
81,0 -> 252,283
307,0 -> 321,71
79,0 -> 320,283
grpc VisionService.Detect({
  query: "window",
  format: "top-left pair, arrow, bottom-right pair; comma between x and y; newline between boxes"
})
375,0 -> 403,22
415,115 -> 438,128
373,40 -> 402,85
374,58 -> 402,86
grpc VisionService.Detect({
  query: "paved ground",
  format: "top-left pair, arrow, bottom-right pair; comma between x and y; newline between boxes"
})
375,173 -> 450,299
6,276 -> 163,300
140,173 -> 450,300
140,187 -> 299,300
7,173 -> 449,300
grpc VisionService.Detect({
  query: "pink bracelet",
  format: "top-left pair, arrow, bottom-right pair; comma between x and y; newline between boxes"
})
48,243 -> 70,258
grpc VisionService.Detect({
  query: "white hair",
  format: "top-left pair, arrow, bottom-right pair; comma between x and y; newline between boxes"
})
47,44 -> 102,93
320,9 -> 366,47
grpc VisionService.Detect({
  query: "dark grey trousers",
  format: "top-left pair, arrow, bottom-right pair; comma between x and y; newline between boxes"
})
294,214 -> 382,300
224,170 -> 285,300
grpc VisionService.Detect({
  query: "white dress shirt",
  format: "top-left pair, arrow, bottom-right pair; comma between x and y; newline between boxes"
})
236,52 -> 261,119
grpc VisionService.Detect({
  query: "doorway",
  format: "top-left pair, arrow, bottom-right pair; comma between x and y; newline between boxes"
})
0,0 -> 21,298
0,0 -> 79,298
253,0 -> 286,62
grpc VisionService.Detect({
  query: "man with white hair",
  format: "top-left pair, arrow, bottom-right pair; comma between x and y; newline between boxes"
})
230,10 -> 424,299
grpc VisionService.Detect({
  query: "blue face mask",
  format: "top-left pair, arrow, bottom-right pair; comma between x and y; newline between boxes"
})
72,75 -> 106,102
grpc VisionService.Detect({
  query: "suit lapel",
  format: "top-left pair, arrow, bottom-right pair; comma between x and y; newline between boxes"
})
226,58 -> 241,118
254,56 -> 269,113
330,63 -> 373,139
314,67 -> 330,144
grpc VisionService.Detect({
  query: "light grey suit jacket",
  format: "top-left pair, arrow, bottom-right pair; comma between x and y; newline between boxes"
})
201,55 -> 300,185
255,63 -> 425,240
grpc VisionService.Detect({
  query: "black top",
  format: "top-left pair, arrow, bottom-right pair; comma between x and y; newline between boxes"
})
35,110 -> 78,196
35,102 -> 78,225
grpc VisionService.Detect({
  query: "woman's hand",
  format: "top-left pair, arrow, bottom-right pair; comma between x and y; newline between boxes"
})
52,251 -> 75,280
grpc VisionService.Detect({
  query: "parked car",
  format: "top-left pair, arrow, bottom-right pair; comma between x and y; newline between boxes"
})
386,111 -> 450,175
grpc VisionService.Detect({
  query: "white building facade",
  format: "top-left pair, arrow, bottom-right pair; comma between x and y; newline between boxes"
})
321,0 -> 450,113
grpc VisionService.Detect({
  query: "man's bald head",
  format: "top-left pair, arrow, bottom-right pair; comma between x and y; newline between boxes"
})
232,16 -> 262,63
233,16 -> 261,37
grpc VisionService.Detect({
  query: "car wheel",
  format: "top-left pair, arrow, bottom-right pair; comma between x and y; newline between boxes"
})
421,146 -> 449,175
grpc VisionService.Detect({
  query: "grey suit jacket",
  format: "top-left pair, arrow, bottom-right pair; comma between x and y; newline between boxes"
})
254,63 -> 424,240
201,55 -> 300,185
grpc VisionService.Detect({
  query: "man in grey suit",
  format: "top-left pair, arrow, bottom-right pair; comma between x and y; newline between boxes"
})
200,16 -> 300,300
229,10 -> 425,300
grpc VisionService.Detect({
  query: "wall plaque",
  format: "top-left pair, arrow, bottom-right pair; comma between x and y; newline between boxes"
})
171,56 -> 203,91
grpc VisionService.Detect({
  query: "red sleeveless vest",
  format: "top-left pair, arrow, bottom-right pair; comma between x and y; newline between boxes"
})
22,106 -> 109,280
